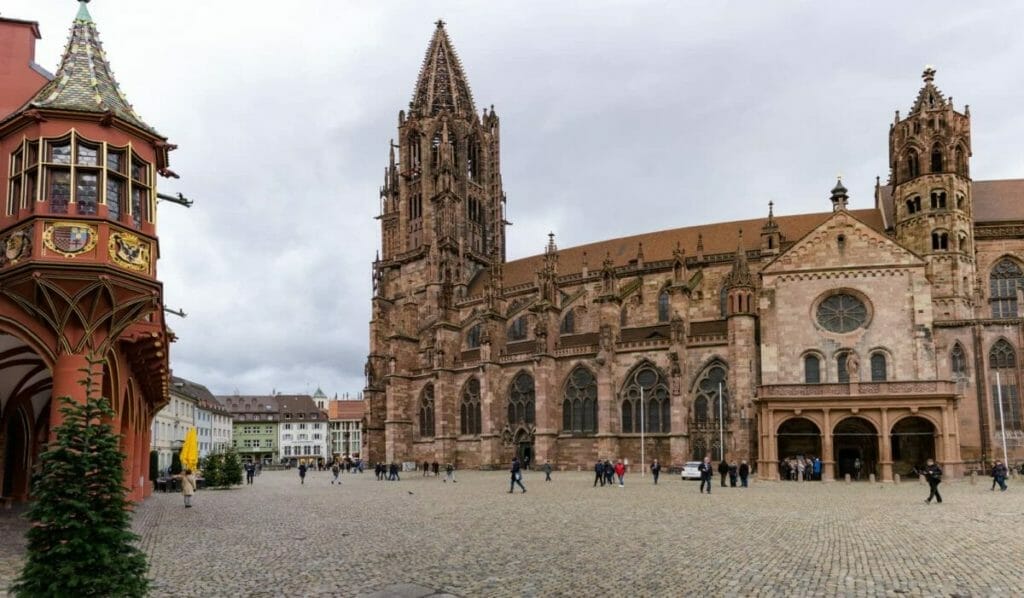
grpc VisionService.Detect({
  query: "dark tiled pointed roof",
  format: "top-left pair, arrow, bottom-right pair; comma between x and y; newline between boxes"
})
24,2 -> 157,133
410,21 -> 476,117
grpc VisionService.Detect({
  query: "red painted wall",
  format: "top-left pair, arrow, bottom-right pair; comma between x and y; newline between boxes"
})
0,18 -> 48,119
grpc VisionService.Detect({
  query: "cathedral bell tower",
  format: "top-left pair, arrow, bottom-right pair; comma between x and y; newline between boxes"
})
377,20 -> 506,306
889,67 -> 974,319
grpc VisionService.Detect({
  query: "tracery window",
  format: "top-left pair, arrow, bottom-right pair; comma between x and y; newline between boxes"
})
408,132 -> 421,173
693,364 -> 728,425
620,364 -> 670,433
466,136 -> 481,181
460,378 -> 481,435
906,148 -> 919,179
870,353 -> 887,381
507,372 -> 535,426
951,343 -> 967,378
955,145 -> 967,177
931,144 -> 943,173
562,366 -> 597,434
560,310 -> 575,334
508,316 -> 528,341
658,290 -> 670,323
419,384 -> 435,438
804,354 -> 821,384
466,324 -> 482,349
990,259 -> 1023,318
816,293 -> 868,333
989,340 -> 1022,431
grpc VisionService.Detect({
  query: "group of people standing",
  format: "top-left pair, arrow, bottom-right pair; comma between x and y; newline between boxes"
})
779,456 -> 822,481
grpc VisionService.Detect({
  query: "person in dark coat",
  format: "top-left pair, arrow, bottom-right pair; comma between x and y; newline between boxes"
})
542,460 -> 553,482
432,461 -> 440,477
298,462 -> 308,485
423,461 -> 430,476
718,459 -> 729,487
739,460 -> 750,487
604,460 -> 615,486
991,460 -> 1009,491
650,459 -> 661,485
921,459 -> 942,504
594,459 -> 605,487
728,461 -> 738,487
509,457 -> 526,493
698,455 -> 714,494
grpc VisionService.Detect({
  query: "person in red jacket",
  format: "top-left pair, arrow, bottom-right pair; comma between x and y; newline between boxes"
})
614,459 -> 626,487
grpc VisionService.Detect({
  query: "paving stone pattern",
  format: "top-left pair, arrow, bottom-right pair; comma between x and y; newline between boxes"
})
2,470 -> 1023,597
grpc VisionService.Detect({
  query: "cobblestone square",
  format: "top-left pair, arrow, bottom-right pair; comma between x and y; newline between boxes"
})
2,469 -> 1023,597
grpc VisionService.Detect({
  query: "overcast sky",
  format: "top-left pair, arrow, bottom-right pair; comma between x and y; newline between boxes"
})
5,1 -> 1022,397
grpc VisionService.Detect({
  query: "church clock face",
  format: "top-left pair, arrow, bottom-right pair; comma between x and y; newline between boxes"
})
816,293 -> 868,333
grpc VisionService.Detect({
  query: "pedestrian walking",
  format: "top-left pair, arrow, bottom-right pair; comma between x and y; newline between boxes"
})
853,457 -> 863,481
739,460 -> 750,487
445,462 -> 456,483
509,457 -> 526,493
298,462 -> 308,485
388,462 -> 400,481
245,462 -> 255,485
651,459 -> 661,485
604,460 -> 615,487
594,459 -> 604,487
179,468 -> 197,508
728,461 -> 738,487
812,457 -> 822,481
543,460 -> 552,482
699,455 -> 714,494
432,461 -> 440,477
991,460 -> 1009,491
614,459 -> 626,487
718,459 -> 729,487
920,458 -> 943,504
423,461 -> 430,477
331,462 -> 341,485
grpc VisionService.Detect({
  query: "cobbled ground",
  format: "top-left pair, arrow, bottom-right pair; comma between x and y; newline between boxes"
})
2,469 -> 1023,597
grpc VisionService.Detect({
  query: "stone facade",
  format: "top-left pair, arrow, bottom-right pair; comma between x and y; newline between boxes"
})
364,24 -> 1024,480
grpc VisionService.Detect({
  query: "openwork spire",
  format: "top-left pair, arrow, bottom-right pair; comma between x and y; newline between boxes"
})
909,66 -> 948,114
25,1 -> 156,133
724,231 -> 755,290
410,20 -> 476,117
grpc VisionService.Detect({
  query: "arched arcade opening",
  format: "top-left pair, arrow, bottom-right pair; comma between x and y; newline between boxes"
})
890,416 -> 937,476
833,417 -> 879,480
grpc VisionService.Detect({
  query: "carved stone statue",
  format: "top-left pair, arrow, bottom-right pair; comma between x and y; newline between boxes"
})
669,352 -> 682,396
846,353 -> 860,381
364,360 -> 375,387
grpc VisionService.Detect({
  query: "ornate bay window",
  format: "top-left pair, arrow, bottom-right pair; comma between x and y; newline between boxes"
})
6,133 -> 152,226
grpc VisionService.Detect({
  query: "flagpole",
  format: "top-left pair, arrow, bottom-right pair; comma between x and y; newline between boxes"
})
997,372 -> 1009,467
640,386 -> 645,477
718,382 -> 724,462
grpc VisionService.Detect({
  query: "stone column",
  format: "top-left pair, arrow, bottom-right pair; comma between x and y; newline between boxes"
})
880,408 -> 893,482
822,409 -> 835,482
533,355 -> 558,466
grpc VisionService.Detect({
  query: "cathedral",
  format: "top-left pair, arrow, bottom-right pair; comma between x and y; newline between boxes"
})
364,22 -> 1024,481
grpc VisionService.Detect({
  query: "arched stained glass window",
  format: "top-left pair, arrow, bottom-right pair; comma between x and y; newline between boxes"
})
560,310 -> 575,335
419,384 -> 435,438
989,340 -> 1021,431
460,378 -> 481,436
466,324 -> 482,348
620,364 -> 670,433
693,364 -> 728,425
658,291 -> 670,323
990,259 -> 1023,319
508,316 -> 528,341
562,366 -> 597,434
508,372 -> 535,426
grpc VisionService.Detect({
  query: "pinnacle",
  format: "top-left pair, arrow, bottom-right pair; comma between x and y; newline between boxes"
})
410,21 -> 477,117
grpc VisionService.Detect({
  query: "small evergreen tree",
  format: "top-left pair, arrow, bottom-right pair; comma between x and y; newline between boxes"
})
169,451 -> 182,475
11,362 -> 149,597
202,452 -> 223,488
221,447 -> 244,486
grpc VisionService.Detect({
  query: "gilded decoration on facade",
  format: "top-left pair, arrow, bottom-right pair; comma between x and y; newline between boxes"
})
109,230 -> 150,272
42,222 -> 97,257
0,226 -> 33,267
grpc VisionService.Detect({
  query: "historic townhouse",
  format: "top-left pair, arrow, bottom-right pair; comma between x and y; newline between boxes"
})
328,398 -> 365,460
277,394 -> 329,467
364,23 -> 1024,480
220,395 -> 280,465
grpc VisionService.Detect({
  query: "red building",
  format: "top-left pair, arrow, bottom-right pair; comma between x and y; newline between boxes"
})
0,2 -> 173,503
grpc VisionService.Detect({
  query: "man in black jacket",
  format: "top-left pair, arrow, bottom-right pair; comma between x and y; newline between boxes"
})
991,460 -> 1009,491
651,459 -> 661,485
738,460 -> 750,487
922,459 -> 942,504
699,456 -> 714,494
594,459 -> 604,487
718,459 -> 729,487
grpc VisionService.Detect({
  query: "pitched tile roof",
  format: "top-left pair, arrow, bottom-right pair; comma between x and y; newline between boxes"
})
13,2 -> 157,134
328,400 -> 366,421
877,179 -> 1024,225
482,208 -> 884,292
170,376 -> 216,404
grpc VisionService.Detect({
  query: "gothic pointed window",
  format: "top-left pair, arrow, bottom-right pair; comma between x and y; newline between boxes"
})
419,384 -> 435,438
906,149 -> 920,179
466,324 -> 482,349
431,132 -> 442,167
955,145 -> 967,176
562,366 -> 597,434
658,291 -> 670,323
951,343 -> 967,378
560,310 -> 575,335
989,340 -> 1022,431
508,316 -> 528,341
508,372 -> 535,426
870,353 -> 887,381
720,286 -> 728,318
460,378 -> 481,435
693,364 -> 728,426
804,354 -> 821,384
408,132 -> 421,172
990,259 -> 1023,318
931,144 -> 943,173
620,364 -> 670,433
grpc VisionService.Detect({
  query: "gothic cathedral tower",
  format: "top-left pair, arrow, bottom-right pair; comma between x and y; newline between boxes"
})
366,22 -> 505,462
889,68 -> 974,320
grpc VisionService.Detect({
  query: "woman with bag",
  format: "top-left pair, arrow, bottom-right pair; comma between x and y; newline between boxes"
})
509,457 -> 526,493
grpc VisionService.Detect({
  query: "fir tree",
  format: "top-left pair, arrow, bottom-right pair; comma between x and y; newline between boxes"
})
221,447 -> 244,486
202,452 -> 223,488
11,361 -> 149,597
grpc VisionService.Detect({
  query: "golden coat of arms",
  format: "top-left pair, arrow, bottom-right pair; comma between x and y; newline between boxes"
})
109,231 -> 151,273
43,222 -> 97,257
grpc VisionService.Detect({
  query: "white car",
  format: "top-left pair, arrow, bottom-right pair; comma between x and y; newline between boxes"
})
680,461 -> 702,480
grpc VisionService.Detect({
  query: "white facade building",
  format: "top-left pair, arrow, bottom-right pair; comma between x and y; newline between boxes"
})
328,398 -> 365,458
277,394 -> 329,466
151,377 -> 201,474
